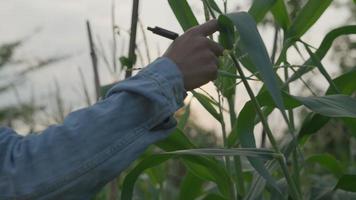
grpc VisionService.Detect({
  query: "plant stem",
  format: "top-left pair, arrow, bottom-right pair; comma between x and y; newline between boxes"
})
111,0 -> 118,73
223,0 -> 227,14
283,61 -> 302,196
271,24 -> 279,64
217,90 -> 236,199
230,53 -> 301,200
279,158 -> 301,200
228,98 -> 245,198
229,53 -> 278,151
86,20 -> 101,100
125,0 -> 139,78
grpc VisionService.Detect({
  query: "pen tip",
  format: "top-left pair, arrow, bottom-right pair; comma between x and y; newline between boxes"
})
147,26 -> 154,31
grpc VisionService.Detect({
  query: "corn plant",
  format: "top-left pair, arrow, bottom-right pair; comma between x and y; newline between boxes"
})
109,0 -> 356,199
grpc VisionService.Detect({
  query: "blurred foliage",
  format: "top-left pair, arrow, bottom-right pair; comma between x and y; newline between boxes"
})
1,0 -> 355,199
0,37 -> 69,128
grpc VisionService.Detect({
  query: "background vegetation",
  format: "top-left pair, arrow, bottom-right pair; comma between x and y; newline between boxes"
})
1,0 -> 356,199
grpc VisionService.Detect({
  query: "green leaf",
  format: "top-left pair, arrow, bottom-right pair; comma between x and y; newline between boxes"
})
286,0 -> 332,40
226,12 -> 288,120
326,69 -> 356,95
248,0 -> 290,30
228,101 -> 282,194
179,172 -> 205,200
121,152 -> 232,199
192,91 -> 221,121
230,92 -> 356,149
306,154 -> 344,178
343,117 -> 356,137
182,155 -> 233,198
205,0 -> 222,14
271,0 -> 290,30
155,128 -> 195,151
298,69 -> 356,143
297,113 -> 329,144
99,83 -> 115,98
119,55 -> 136,69
163,148 -> 282,159
288,26 -> 356,83
202,193 -> 227,200
167,0 -> 199,31
303,43 -> 340,93
215,57 -> 237,98
177,104 -> 191,130
217,15 -> 235,50
121,155 -> 172,200
157,129 -> 232,198
325,69 -> 356,137
292,95 -> 356,118
334,174 -> 356,192
248,0 -> 276,23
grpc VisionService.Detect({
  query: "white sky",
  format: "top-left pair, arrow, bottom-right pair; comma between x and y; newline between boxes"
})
0,0 -> 353,143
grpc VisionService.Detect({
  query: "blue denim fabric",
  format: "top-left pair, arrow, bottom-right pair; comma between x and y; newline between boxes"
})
0,57 -> 186,200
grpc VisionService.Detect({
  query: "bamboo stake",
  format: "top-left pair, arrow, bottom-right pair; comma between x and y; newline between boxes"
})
125,0 -> 140,78
86,20 -> 101,100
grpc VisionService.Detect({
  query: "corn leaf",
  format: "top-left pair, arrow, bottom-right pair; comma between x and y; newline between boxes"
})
225,12 -> 288,121
298,69 -> 356,143
326,69 -> 356,95
286,0 -> 332,40
230,92 -> 356,149
306,154 -> 344,178
121,154 -> 172,200
287,26 -> 356,84
229,101 -> 282,194
192,91 -> 221,121
177,103 -> 191,130
182,155 -> 233,198
292,95 -> 356,118
248,0 -> 276,23
167,0 -> 199,31
205,0 -> 222,14
334,174 -> 356,192
157,129 -> 232,197
297,113 -> 329,144
100,83 -> 115,98
122,152 -> 232,199
217,15 -> 235,50
248,0 -> 290,30
303,43 -> 340,93
270,0 -> 290,30
216,57 -> 237,99
155,128 -> 195,151
202,193 -> 227,200
163,148 -> 281,159
179,172 -> 205,200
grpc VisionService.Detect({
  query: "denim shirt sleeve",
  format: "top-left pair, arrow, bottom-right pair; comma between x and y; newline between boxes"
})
0,57 -> 187,200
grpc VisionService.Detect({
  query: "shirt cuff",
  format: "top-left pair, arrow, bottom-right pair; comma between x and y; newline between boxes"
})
106,57 -> 187,112
138,57 -> 187,109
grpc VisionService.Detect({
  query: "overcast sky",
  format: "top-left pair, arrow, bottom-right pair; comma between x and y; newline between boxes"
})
0,0 -> 352,139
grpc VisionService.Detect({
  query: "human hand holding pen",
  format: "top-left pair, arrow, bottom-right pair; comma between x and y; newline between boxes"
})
162,20 -> 224,91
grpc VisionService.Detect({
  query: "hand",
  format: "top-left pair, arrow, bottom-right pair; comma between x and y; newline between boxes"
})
163,19 -> 224,91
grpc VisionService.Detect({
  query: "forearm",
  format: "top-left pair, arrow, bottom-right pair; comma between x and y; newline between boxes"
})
0,57 -> 186,200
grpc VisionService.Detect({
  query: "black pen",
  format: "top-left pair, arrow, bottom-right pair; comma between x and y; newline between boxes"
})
147,26 -> 179,40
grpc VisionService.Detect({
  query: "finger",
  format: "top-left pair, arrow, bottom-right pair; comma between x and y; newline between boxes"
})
191,19 -> 219,36
208,64 -> 218,80
207,39 -> 224,56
